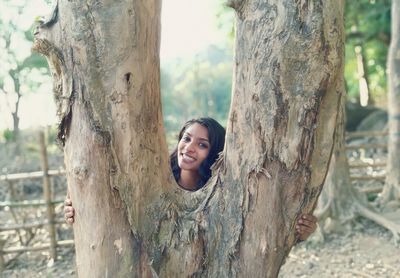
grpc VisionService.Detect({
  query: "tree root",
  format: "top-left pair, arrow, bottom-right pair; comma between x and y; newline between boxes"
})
355,201 -> 400,244
319,193 -> 400,245
349,269 -> 376,278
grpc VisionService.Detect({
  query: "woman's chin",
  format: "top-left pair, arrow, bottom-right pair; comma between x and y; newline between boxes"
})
178,162 -> 198,171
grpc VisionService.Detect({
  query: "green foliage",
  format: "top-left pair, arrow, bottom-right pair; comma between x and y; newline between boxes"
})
161,44 -> 233,148
215,4 -> 235,39
3,129 -> 14,142
345,0 -> 391,105
0,0 -> 51,137
213,1 -> 391,108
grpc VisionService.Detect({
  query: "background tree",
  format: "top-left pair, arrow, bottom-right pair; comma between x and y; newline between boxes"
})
33,0 -> 344,277
0,0 -> 49,146
344,0 -> 391,106
317,93 -> 400,242
306,0 -> 400,245
382,0 -> 400,204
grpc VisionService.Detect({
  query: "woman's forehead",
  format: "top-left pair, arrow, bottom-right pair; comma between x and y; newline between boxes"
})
184,123 -> 209,140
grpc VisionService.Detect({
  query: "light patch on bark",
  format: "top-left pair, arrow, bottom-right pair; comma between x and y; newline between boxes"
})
114,238 -> 123,255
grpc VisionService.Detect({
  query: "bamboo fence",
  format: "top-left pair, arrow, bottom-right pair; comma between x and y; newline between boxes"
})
0,131 -> 73,272
346,130 -> 388,193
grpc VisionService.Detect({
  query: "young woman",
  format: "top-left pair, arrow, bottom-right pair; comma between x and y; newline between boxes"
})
64,117 -> 317,240
170,117 -> 226,191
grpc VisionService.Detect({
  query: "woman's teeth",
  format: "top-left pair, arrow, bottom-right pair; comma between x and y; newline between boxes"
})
183,154 -> 195,162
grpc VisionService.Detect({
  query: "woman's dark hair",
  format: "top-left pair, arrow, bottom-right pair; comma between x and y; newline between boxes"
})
170,117 -> 225,190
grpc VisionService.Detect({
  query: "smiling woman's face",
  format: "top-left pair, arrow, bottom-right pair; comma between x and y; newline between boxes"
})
177,123 -> 210,172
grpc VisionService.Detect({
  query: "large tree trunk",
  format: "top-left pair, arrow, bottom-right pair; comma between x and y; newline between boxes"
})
382,0 -> 400,203
33,0 -> 344,277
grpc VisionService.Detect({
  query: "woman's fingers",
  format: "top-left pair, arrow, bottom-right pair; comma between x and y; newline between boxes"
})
66,217 -> 74,224
298,214 -> 317,228
64,198 -> 72,206
296,214 -> 318,240
296,224 -> 314,234
65,210 -> 74,218
298,219 -> 316,229
296,225 -> 314,240
301,214 -> 318,223
64,205 -> 74,214
64,197 -> 75,224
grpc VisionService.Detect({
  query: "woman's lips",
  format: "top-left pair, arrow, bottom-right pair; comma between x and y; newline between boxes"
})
181,153 -> 196,162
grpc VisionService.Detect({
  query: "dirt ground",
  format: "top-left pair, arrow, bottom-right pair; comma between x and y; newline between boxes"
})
279,218 -> 400,278
1,218 -> 399,278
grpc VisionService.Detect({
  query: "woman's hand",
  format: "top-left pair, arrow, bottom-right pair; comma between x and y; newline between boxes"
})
64,197 -> 75,224
296,214 -> 317,241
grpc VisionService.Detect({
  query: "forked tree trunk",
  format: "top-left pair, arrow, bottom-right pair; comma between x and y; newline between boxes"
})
382,0 -> 400,203
33,0 -> 344,277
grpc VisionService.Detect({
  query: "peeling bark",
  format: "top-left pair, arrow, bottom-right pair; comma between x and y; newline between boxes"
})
33,0 -> 344,277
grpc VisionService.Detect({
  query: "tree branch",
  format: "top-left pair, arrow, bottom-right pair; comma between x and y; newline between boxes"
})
226,0 -> 244,11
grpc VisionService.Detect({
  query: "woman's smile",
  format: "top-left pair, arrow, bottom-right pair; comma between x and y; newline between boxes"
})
177,123 -> 210,173
181,153 -> 196,163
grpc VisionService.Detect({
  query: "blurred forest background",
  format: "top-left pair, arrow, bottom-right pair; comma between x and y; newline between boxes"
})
0,0 -> 397,277
0,0 -> 391,162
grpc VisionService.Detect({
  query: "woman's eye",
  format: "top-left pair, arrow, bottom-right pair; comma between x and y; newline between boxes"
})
182,136 -> 190,142
199,143 -> 209,149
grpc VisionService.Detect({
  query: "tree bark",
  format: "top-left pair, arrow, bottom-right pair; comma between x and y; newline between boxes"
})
382,0 -> 400,203
33,0 -> 344,277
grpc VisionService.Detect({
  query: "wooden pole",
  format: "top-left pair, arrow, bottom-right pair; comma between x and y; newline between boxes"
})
1,240 -> 75,254
39,131 -> 57,261
0,199 -> 64,208
0,169 -> 65,182
0,219 -> 66,232
0,239 -> 4,273
346,130 -> 388,139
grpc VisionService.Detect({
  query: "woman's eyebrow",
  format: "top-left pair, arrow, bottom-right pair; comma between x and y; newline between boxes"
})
185,132 -> 209,142
198,137 -> 210,143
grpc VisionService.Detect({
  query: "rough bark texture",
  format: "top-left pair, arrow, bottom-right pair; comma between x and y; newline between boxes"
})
203,1 -> 344,276
33,0 -> 344,277
382,0 -> 400,203
33,1 -> 162,276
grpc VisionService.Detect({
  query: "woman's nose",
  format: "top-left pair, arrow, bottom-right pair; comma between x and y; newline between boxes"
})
185,142 -> 195,152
